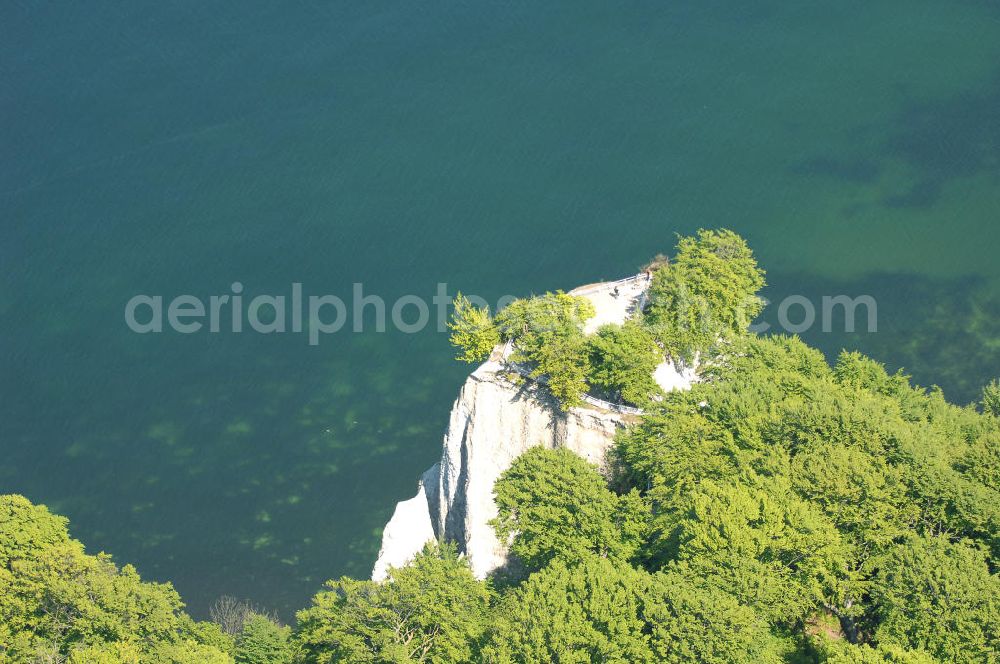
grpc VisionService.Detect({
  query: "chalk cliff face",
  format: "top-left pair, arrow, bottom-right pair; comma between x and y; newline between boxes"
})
372,276 -> 696,581
372,359 -> 631,580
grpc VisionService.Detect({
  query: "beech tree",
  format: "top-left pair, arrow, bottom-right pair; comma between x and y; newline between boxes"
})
958,430 -> 1000,489
494,292 -> 595,409
234,614 -> 292,664
616,330 -> 1000,653
587,321 -> 663,407
482,556 -> 654,663
448,293 -> 500,363
671,479 -> 849,625
813,639 -> 935,664
293,543 -> 489,663
644,229 -> 765,359
983,378 -> 1000,417
871,535 -> 1000,661
483,556 -> 784,664
644,571 -> 784,664
492,447 -> 647,574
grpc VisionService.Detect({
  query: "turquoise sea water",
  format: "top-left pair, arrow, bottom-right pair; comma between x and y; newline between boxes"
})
3,2 -> 999,617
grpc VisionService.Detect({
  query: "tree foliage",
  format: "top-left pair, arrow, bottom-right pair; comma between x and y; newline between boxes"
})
0,494 -> 232,663
294,543 -> 489,663
495,291 -> 595,409
494,292 -> 596,348
871,535 -> 1000,661
983,378 -> 1000,417
812,638 -> 935,664
586,321 -> 664,407
235,614 -> 293,664
644,228 -> 765,359
614,331 -> 1000,658
448,293 -> 500,363
492,447 -> 646,574
643,571 -> 785,664
671,479 -> 849,624
483,556 -> 783,664
482,556 -> 654,663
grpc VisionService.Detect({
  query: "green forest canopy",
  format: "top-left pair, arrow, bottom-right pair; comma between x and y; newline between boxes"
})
3,230 -> 1000,663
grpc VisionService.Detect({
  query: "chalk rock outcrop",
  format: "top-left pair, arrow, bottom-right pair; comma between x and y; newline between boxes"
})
373,360 -> 629,579
372,276 -> 695,580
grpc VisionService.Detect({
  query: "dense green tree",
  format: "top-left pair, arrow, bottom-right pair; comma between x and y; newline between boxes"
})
833,352 -> 911,398
790,443 -> 914,548
958,429 -> 1000,489
495,291 -> 596,408
448,293 -> 500,363
482,556 -> 654,663
615,398 -> 749,563
0,494 -> 231,663
235,614 -> 293,664
671,479 -> 849,625
65,638 -> 234,663
65,640 -> 143,663
587,321 -> 664,407
831,352 -> 935,429
494,292 -> 595,348
187,619 -> 236,657
644,571 -> 784,663
644,229 -> 765,359
644,263 -> 714,361
527,327 -> 592,409
294,543 -> 489,663
484,556 -> 784,664
0,493 -> 71,567
492,447 -> 647,574
813,638 -> 935,664
899,441 -> 1000,561
871,534 -> 1000,662
983,378 -> 1000,417
149,640 -> 236,663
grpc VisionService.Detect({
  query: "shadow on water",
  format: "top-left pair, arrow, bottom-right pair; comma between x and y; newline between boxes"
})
762,271 -> 1000,405
790,67 -> 1000,209
885,70 -> 1000,208
790,156 -> 882,184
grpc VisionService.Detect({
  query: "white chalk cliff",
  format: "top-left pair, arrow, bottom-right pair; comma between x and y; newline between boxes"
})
372,275 -> 696,581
